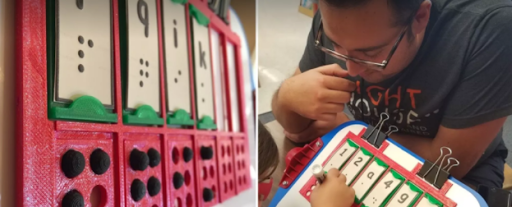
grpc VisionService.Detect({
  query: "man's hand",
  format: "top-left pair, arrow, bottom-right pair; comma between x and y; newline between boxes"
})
277,64 -> 356,122
310,168 -> 355,207
285,112 -> 351,143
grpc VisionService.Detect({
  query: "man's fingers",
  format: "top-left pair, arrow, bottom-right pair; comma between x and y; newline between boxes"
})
316,113 -> 337,122
317,90 -> 352,104
317,64 -> 349,78
322,76 -> 357,92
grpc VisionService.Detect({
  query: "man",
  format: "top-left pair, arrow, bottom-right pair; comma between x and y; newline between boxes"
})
272,0 -> 512,189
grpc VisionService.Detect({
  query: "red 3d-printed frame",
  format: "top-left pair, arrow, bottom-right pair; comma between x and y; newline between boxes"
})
15,0 -> 251,206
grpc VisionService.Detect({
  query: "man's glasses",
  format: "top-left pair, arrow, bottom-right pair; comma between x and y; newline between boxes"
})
315,21 -> 408,71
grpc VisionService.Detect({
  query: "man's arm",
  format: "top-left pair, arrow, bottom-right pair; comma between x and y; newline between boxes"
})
271,67 -> 313,133
390,117 -> 507,180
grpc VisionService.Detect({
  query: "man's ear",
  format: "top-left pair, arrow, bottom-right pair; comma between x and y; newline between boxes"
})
411,1 -> 432,35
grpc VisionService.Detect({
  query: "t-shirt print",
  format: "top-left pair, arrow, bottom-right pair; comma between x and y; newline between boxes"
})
346,80 -> 443,138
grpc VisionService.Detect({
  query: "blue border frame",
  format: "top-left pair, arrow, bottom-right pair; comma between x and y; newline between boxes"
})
268,121 -> 488,207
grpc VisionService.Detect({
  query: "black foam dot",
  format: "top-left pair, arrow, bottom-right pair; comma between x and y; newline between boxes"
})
178,70 -> 181,75
62,189 -> 84,207
140,58 -> 144,65
203,188 -> 214,202
145,61 -> 149,67
78,36 -> 84,44
173,19 -> 177,25
61,149 -> 85,179
131,179 -> 146,202
78,50 -> 84,58
147,176 -> 161,197
90,148 -> 110,175
78,64 -> 84,73
129,148 -> 149,171
145,72 -> 149,78
183,147 -> 193,163
139,81 -> 144,87
147,148 -> 161,168
173,172 -> 184,189
202,98 -> 205,103
174,78 -> 178,83
200,146 -> 214,160
140,70 -> 144,76
88,40 -> 94,48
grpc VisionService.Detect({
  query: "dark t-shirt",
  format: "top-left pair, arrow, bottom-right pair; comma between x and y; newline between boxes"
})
299,0 -> 512,186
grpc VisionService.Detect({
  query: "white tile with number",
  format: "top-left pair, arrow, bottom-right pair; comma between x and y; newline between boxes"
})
352,160 -> 387,201
162,1 -> 191,114
125,0 -> 161,112
363,171 -> 402,207
226,42 -> 240,132
324,141 -> 357,171
56,0 -> 113,106
385,183 -> 421,207
341,149 -> 372,185
192,16 -> 215,121
210,29 -> 227,130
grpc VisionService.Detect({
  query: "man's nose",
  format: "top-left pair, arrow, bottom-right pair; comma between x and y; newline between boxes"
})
346,61 -> 366,77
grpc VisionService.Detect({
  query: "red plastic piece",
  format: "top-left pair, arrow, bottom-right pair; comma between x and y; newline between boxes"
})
195,136 -> 220,206
123,134 -> 164,206
16,0 -> 249,206
285,147 -> 302,167
279,138 -> 323,189
55,132 -> 115,207
165,134 -> 197,207
233,137 -> 252,193
216,137 -> 237,202
298,176 -> 317,201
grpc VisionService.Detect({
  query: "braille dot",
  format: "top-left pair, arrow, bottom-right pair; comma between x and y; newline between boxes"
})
78,64 -> 84,73
129,148 -> 149,171
173,172 -> 184,189
203,188 -> 214,202
178,70 -> 181,75
78,50 -> 84,58
140,81 -> 144,87
131,179 -> 146,202
183,147 -> 193,163
140,70 -> 144,76
145,61 -> 149,67
62,189 -> 84,207
90,148 -> 110,175
147,176 -> 161,197
147,148 -> 161,168
61,149 -> 85,179
200,146 -> 214,160
140,59 -> 144,65
88,40 -> 94,48
78,36 -> 84,44
174,78 -> 178,83
145,72 -> 149,78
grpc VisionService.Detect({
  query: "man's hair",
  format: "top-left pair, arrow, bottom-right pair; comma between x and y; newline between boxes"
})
322,0 -> 424,26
